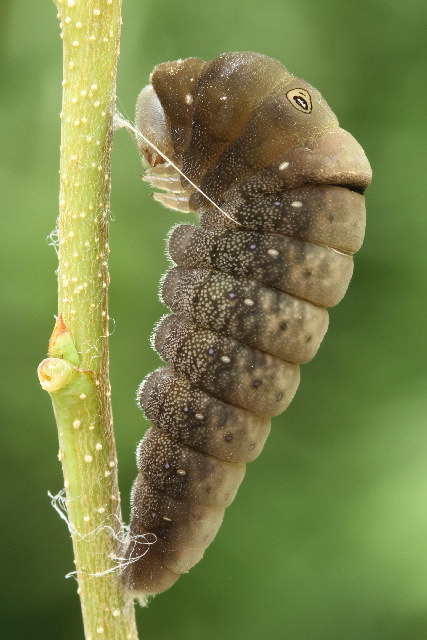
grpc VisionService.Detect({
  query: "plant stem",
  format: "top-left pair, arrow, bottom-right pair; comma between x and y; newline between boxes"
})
38,1 -> 139,637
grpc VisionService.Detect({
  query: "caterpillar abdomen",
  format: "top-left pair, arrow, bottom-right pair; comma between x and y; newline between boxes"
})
124,52 -> 371,598
163,267 -> 329,363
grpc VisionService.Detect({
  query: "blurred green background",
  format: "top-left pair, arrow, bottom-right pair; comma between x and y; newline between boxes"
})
1,0 -> 426,638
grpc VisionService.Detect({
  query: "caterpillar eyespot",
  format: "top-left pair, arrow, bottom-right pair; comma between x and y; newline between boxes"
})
123,51 -> 372,600
286,88 -> 312,113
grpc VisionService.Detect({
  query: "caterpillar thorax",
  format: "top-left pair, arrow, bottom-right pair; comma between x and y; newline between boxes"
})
123,52 -> 372,600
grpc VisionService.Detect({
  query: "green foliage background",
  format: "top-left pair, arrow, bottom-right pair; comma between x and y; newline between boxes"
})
1,0 -> 426,638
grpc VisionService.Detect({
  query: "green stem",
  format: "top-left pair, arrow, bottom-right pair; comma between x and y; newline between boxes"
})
38,1 -> 139,637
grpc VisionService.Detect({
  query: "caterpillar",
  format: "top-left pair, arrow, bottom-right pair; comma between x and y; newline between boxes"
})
123,52 -> 372,599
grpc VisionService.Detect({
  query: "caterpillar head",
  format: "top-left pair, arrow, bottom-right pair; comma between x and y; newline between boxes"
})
135,84 -> 173,169
135,52 -> 371,213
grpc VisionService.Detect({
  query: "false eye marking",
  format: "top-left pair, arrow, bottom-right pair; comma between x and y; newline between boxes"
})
286,88 -> 312,113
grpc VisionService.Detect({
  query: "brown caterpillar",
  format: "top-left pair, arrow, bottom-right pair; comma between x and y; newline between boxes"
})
123,52 -> 372,598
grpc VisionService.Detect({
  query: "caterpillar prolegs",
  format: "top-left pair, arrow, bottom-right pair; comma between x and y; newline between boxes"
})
123,52 -> 372,598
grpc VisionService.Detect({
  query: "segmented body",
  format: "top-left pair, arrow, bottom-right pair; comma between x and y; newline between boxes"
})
123,52 -> 371,598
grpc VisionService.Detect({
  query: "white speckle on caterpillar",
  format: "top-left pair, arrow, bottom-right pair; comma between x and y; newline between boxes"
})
279,161 -> 290,170
267,248 -> 279,257
73,419 -> 81,429
221,355 -> 231,363
185,93 -> 193,105
291,200 -> 303,208
84,455 -> 93,463
244,298 -> 255,306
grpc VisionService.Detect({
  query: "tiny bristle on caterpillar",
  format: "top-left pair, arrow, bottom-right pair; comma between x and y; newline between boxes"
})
122,51 -> 372,600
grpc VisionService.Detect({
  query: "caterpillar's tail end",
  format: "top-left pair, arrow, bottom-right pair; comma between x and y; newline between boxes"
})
122,538 -> 180,603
